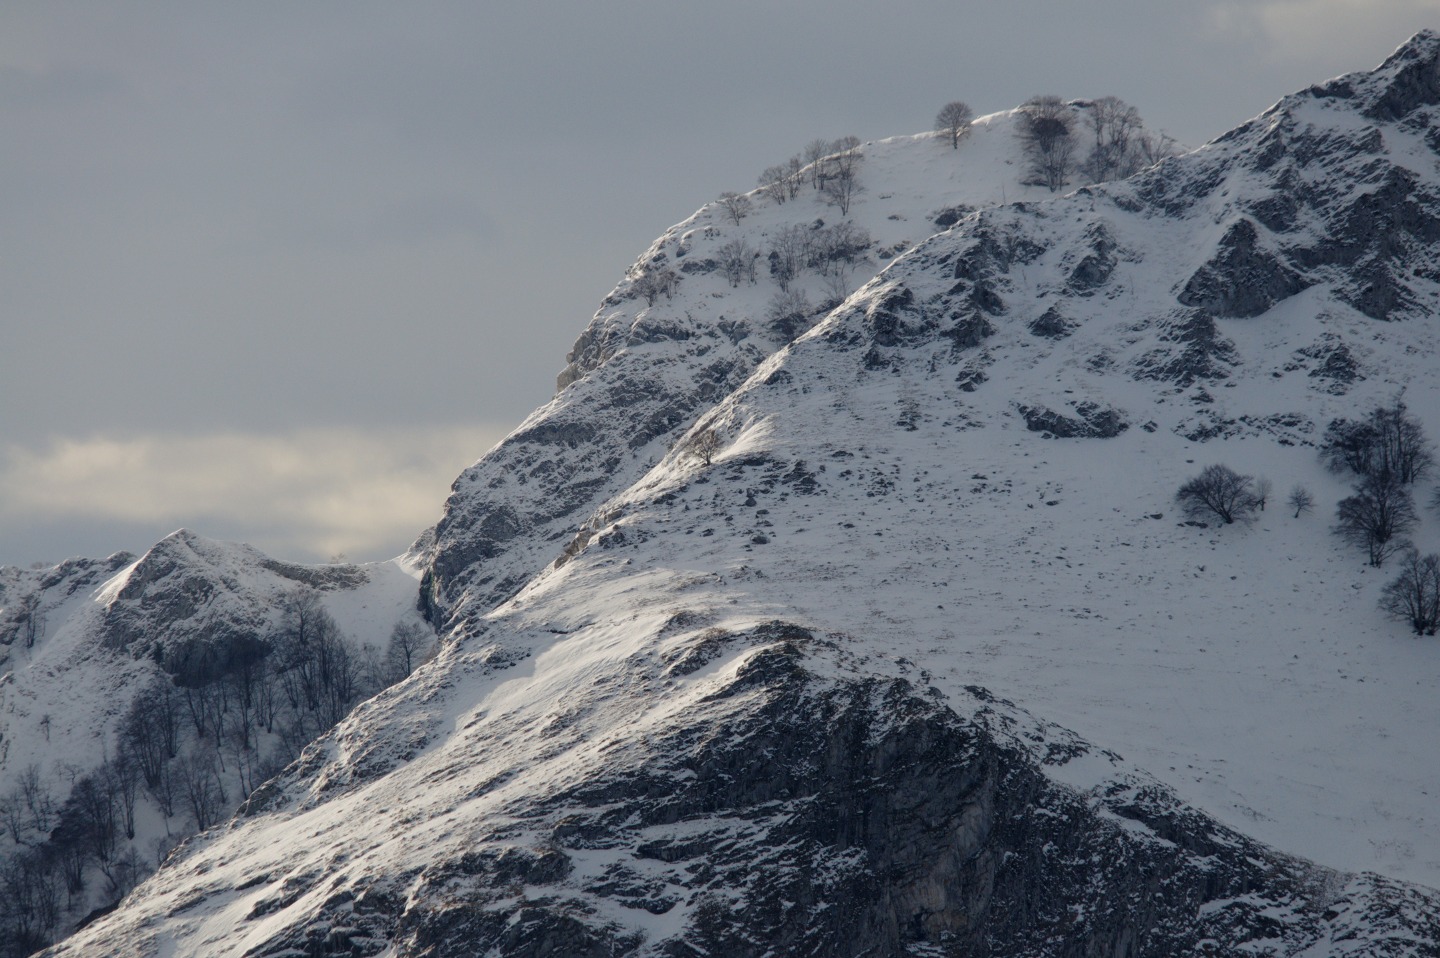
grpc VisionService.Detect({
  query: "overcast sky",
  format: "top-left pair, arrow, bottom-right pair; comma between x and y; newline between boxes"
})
1,1 -> 1433,568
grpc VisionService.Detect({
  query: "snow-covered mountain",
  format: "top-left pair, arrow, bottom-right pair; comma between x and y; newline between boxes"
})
0,532 -> 432,951
12,31 -> 1440,957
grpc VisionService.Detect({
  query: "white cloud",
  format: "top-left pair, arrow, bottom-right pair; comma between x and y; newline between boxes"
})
0,425 -> 510,562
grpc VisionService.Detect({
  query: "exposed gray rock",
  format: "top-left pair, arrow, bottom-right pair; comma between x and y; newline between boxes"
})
1065,222 -> 1120,295
1131,309 -> 1240,386
1177,218 -> 1308,317
1027,305 -> 1073,339
1018,402 -> 1129,439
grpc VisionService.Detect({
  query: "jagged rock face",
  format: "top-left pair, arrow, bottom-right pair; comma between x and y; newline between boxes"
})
419,337 -> 766,629
1018,401 -> 1129,439
1177,218 -> 1309,317
1145,34 -> 1440,324
389,647 -> 1318,958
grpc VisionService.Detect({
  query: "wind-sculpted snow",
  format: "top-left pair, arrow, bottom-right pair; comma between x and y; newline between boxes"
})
33,31 -> 1440,957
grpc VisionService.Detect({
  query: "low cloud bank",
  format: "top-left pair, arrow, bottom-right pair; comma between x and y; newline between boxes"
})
0,425 -> 509,565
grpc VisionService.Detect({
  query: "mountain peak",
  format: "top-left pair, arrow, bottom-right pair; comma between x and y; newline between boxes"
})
1305,28 -> 1440,120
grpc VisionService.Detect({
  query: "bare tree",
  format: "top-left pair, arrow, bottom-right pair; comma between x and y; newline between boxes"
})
1334,473 -> 1417,567
0,791 -> 23,844
1,848 -> 60,950
1287,484 -> 1315,518
386,619 -> 432,683
1135,130 -> 1181,167
147,759 -> 179,822
1379,549 -> 1440,635
109,751 -> 140,841
1018,95 -> 1077,192
223,637 -> 268,752
717,191 -> 751,225
1081,96 -> 1143,182
632,267 -> 678,307
820,138 -> 862,215
1175,464 -> 1257,525
67,772 -> 118,864
179,749 -> 226,832
18,764 -> 52,834
784,155 -> 805,199
758,166 -> 789,204
17,594 -> 44,650
688,427 -> 722,467
1253,477 -> 1273,511
803,139 -> 831,188
810,222 -> 870,301
766,288 -> 813,341
767,224 -> 809,291
935,100 -> 974,149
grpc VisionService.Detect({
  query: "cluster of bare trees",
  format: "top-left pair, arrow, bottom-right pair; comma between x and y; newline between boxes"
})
0,591 -> 434,953
1322,400 -> 1433,484
0,756 -> 145,954
753,136 -> 864,215
1325,399 -> 1440,636
756,160 -> 804,205
1017,95 -> 1177,193
717,239 -> 757,288
631,266 -> 679,307
1324,399 -> 1432,568
1080,96 -> 1175,182
1177,401 -> 1438,638
766,221 -> 871,302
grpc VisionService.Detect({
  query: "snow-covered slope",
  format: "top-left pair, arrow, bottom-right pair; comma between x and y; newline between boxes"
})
36,32 -> 1440,957
413,103 -> 1169,631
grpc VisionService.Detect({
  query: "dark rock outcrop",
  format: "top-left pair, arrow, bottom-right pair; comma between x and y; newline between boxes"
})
1019,402 -> 1129,439
207,634 -> 1438,957
1177,218 -> 1308,317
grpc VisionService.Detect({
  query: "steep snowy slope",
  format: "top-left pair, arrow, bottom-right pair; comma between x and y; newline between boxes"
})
414,105 -> 1170,630
42,32 -> 1440,957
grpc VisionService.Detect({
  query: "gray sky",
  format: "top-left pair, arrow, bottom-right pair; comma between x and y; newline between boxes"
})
1,1 -> 1433,567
